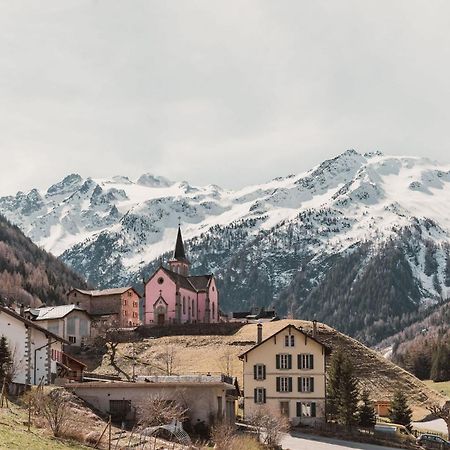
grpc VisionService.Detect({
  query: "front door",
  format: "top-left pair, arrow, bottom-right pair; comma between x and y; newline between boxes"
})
157,313 -> 165,325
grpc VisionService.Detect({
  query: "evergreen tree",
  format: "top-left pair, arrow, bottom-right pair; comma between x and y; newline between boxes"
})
388,391 -> 412,430
326,348 -> 359,427
339,357 -> 359,428
430,343 -> 450,382
0,336 -> 12,384
358,389 -> 377,428
326,348 -> 345,421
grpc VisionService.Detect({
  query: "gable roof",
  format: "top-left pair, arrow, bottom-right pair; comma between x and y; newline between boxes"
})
0,305 -> 68,343
238,324 -> 330,359
27,304 -> 89,321
70,287 -> 140,297
157,266 -> 213,293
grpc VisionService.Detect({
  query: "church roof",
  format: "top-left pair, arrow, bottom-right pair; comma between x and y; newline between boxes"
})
172,226 -> 189,263
159,266 -> 213,293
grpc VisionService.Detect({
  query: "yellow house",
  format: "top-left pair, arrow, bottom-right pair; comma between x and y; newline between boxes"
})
239,323 -> 330,425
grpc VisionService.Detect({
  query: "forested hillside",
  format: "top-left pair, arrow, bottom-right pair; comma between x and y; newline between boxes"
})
0,214 -> 88,306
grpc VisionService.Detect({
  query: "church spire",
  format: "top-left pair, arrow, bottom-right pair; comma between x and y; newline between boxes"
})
169,225 -> 190,275
173,226 -> 187,260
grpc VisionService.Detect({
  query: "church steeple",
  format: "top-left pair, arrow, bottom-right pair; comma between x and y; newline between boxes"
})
169,226 -> 190,276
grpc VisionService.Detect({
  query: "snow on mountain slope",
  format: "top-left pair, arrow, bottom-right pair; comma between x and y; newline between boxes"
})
1,149 -> 450,343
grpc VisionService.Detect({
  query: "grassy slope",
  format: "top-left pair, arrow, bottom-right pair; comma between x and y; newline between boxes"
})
0,403 -> 88,450
423,380 -> 450,399
95,319 -> 446,420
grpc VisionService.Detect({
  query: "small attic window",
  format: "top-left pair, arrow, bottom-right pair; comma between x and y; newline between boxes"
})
212,286 -> 215,292
157,277 -> 164,285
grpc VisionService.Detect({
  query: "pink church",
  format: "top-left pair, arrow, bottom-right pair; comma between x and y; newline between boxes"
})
143,227 -> 219,325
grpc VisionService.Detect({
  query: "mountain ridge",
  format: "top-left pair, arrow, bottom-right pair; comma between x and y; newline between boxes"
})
1,150 -> 449,343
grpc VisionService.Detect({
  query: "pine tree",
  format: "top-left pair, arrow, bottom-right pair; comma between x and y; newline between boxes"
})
326,348 -> 345,421
326,348 -> 360,427
0,336 -> 12,383
339,357 -> 359,428
388,391 -> 412,430
358,389 -> 377,428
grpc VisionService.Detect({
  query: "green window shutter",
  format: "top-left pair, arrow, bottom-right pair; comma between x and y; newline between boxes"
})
276,377 -> 281,392
310,377 -> 314,392
254,388 -> 257,403
263,389 -> 266,403
288,377 -> 292,392
288,354 -> 292,369
276,354 -> 280,369
310,354 -> 314,370
298,377 -> 302,392
262,365 -> 266,380
311,402 -> 316,417
254,365 -> 257,380
297,354 -> 301,369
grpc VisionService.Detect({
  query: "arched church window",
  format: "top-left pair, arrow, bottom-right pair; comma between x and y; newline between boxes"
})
183,297 -> 186,314
212,302 -> 215,319
192,299 -> 195,316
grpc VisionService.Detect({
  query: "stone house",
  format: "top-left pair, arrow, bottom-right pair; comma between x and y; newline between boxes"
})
67,287 -> 141,328
239,323 -> 330,425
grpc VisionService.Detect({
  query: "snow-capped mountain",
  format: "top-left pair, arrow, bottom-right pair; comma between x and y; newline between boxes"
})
1,150 -> 450,344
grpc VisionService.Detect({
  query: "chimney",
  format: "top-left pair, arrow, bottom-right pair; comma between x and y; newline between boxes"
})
19,304 -> 25,317
257,321 -> 263,344
312,320 -> 317,338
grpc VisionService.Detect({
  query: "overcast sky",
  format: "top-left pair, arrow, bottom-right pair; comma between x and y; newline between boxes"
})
1,1 -> 450,195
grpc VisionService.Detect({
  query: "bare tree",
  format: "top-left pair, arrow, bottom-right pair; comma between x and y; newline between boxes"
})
427,401 -> 450,440
135,391 -> 187,427
158,345 -> 178,376
33,388 -> 72,437
218,347 -> 235,377
247,406 -> 289,449
211,421 -> 236,450
92,319 -> 132,380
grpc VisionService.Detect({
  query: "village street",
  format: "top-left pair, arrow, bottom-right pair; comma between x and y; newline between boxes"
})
281,432 -> 402,450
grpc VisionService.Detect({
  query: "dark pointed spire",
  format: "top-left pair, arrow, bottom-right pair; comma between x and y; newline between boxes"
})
173,226 -> 187,260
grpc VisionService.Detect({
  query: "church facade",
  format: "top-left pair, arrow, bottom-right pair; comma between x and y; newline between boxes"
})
143,227 -> 219,325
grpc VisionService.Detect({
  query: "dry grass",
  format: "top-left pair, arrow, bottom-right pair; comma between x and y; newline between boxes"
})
94,319 -> 447,420
423,380 -> 450,399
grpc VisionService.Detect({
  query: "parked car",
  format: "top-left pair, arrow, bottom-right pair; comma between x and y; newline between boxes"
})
374,423 -> 416,443
416,433 -> 450,449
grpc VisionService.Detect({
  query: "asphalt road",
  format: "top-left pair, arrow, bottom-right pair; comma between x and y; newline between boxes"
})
281,432 -> 404,450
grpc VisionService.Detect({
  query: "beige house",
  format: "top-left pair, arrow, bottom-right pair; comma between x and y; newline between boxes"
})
69,374 -> 238,426
239,323 -> 329,425
26,304 -> 91,347
67,287 -> 141,328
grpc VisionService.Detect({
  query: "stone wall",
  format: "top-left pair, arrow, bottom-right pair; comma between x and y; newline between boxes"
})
135,322 -> 245,338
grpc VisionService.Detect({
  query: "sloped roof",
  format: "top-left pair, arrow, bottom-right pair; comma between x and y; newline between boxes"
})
172,226 -> 189,262
0,305 -> 68,343
27,304 -> 88,321
71,287 -> 139,297
159,267 -> 213,293
238,324 -> 330,359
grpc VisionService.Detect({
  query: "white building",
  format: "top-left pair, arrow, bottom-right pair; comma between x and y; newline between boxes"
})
26,304 -> 91,347
0,305 -> 67,388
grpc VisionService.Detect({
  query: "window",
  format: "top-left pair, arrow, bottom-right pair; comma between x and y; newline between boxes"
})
298,354 -> 314,370
276,354 -> 292,370
276,376 -> 292,392
183,297 -> 186,315
284,335 -> 295,347
123,299 -> 127,306
67,317 -> 76,335
254,388 -> 266,404
157,277 -> 164,285
296,402 -> 316,418
212,302 -> 215,318
253,364 -> 266,380
128,290 -> 132,297
280,401 -> 290,417
192,300 -> 195,316
69,336 -> 77,344
298,377 -> 314,392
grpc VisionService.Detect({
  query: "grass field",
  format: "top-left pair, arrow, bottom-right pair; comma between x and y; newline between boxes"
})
423,380 -> 450,399
0,403 -> 88,450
